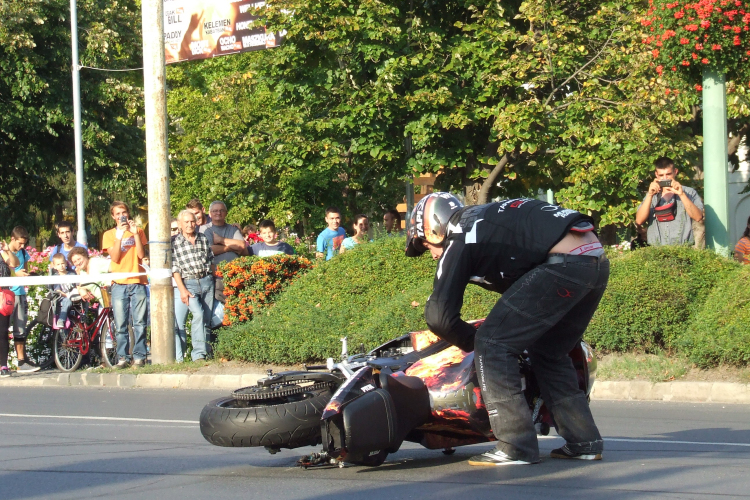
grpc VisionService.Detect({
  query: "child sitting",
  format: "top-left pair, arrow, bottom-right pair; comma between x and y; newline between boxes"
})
250,220 -> 296,257
50,253 -> 79,328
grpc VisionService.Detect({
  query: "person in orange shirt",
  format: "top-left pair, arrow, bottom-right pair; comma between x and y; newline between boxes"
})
102,201 -> 148,368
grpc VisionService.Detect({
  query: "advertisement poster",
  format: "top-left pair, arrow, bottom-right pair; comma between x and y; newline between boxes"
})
163,0 -> 286,64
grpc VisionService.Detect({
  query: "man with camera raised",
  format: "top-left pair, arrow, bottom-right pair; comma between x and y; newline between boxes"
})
103,201 -> 149,368
635,156 -> 704,246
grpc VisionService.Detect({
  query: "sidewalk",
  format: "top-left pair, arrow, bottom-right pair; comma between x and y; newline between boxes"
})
0,368 -> 267,390
2,369 -> 749,403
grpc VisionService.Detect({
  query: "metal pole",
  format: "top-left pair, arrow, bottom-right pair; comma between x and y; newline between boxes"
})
404,135 -> 414,231
702,70 -> 730,256
142,0 -> 175,363
70,0 -> 87,246
546,189 -> 554,205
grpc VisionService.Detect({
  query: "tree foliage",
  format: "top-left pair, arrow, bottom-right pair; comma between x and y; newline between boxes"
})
168,0 -> 715,232
0,0 -> 145,236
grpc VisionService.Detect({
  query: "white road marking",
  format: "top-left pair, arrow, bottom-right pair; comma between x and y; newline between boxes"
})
1,420 -> 196,428
606,437 -> 750,448
539,434 -> 750,448
1,414 -> 748,449
0,413 -> 197,424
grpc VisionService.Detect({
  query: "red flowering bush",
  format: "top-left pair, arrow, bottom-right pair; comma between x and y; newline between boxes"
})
216,254 -> 313,326
641,0 -> 750,88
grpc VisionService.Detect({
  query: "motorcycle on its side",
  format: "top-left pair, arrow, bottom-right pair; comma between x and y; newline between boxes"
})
199,319 -> 597,467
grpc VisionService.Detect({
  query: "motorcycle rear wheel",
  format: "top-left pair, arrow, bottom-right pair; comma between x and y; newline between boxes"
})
200,383 -> 333,449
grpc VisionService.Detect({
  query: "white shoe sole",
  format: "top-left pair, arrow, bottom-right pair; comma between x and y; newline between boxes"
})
18,365 -> 41,373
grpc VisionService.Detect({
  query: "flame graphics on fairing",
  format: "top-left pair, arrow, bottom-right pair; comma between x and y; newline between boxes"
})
324,400 -> 341,414
410,330 -> 441,351
406,345 -> 474,393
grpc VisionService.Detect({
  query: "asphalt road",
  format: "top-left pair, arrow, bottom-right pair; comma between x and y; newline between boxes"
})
2,387 -> 749,500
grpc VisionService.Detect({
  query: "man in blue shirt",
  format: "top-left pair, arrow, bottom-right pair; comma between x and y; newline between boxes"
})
48,221 -> 87,269
316,207 -> 346,260
8,226 -> 40,373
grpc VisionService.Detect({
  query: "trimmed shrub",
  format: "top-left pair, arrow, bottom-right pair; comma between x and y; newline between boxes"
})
216,240 -> 747,368
584,246 -> 738,354
678,266 -> 750,367
215,237 -> 498,364
217,254 -> 314,326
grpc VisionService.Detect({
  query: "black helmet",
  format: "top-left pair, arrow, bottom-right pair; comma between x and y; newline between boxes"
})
405,192 -> 463,257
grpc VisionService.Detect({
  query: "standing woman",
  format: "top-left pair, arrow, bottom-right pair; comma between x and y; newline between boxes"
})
0,241 -> 20,377
340,215 -> 371,253
734,215 -> 750,264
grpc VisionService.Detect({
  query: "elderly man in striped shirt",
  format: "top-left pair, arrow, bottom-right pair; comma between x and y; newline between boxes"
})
172,209 -> 215,361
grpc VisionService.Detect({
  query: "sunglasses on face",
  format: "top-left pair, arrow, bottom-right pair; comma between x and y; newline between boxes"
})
171,226 -> 179,232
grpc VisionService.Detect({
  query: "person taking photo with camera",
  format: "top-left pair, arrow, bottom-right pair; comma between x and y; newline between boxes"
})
102,201 -> 148,368
635,156 -> 704,246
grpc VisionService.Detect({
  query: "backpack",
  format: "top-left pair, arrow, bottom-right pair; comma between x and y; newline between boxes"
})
0,255 -> 9,278
0,255 -> 12,316
35,292 -> 61,327
0,289 -> 14,317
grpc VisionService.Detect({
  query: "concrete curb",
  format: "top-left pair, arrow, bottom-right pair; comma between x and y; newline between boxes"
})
2,375 -> 749,403
590,381 -> 750,404
0,372 -> 263,390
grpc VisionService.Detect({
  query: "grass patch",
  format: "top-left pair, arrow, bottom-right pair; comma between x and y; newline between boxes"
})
90,359 -> 218,374
597,353 -> 691,383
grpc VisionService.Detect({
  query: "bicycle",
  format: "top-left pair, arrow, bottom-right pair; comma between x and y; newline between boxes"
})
52,287 -> 119,372
20,319 -> 55,370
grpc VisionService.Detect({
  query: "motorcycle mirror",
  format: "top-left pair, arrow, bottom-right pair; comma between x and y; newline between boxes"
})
340,337 -> 348,359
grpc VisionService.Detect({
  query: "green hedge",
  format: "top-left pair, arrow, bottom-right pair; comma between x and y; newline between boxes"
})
584,246 -> 737,353
216,241 -> 749,368
215,237 -> 498,364
678,266 -> 750,367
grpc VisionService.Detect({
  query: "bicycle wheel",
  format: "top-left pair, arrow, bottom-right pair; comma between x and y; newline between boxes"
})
23,320 -> 55,370
99,310 -> 119,368
54,326 -> 84,372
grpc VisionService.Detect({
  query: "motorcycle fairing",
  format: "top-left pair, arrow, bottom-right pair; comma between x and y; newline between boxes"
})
340,373 -> 431,461
343,389 -> 398,457
320,365 -> 432,462
321,366 -> 378,420
405,344 -> 494,442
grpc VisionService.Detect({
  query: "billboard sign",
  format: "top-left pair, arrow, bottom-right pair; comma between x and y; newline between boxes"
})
163,0 -> 286,64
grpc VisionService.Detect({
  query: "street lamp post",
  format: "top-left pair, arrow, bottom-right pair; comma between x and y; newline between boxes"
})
70,0 -> 87,245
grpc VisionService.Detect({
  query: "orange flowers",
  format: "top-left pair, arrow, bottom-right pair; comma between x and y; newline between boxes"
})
217,255 -> 313,326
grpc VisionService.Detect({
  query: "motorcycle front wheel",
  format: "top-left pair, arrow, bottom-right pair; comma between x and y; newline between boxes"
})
200,381 -> 334,449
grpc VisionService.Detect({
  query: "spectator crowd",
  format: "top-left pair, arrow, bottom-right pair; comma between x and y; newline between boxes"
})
0,195 -> 403,375
3,157 -> 749,377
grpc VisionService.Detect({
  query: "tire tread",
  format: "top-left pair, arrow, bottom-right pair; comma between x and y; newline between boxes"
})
200,389 -> 332,448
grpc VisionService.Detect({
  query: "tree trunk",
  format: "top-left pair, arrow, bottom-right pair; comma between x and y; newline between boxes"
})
54,205 -> 64,225
462,154 -> 482,205
599,224 -> 617,246
476,153 -> 512,205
